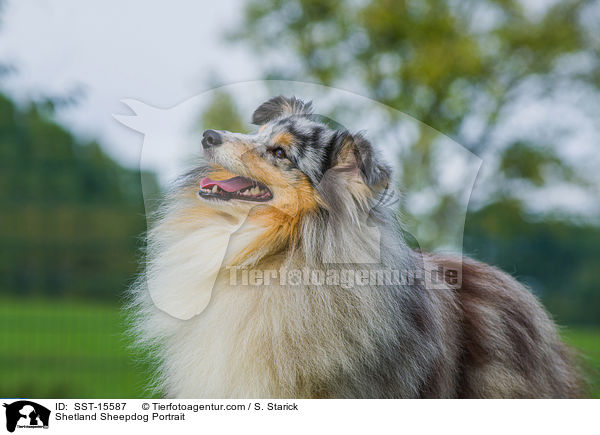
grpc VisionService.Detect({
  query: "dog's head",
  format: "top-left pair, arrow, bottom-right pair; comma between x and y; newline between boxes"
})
145,96 -> 394,318
193,96 -> 390,227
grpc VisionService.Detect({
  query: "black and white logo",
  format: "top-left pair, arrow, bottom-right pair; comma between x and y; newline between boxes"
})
3,401 -> 50,433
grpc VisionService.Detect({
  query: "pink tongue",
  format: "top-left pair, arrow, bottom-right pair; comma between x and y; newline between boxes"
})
200,176 -> 255,193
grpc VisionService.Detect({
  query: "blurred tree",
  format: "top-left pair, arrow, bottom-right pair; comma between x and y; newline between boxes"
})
238,0 -> 597,139
234,0 -> 599,212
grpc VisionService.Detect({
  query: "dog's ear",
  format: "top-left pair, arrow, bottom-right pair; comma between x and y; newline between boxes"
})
252,96 -> 313,125
329,132 -> 390,188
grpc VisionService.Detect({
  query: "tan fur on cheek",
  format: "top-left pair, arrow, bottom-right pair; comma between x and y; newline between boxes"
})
233,176 -> 320,265
190,149 -> 322,266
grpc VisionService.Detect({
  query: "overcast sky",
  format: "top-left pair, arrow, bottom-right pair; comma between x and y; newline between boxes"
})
0,0 -> 260,168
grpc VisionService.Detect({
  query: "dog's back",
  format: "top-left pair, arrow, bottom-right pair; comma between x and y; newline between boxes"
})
430,254 -> 581,398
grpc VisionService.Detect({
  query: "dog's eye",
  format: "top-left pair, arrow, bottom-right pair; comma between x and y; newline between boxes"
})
270,147 -> 287,159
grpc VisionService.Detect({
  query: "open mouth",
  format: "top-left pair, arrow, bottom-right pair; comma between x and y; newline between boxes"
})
199,176 -> 273,202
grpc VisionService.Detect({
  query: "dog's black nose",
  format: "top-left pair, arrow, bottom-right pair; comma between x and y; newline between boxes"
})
202,130 -> 222,148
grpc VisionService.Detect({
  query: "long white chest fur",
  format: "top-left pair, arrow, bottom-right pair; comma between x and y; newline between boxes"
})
132,211 -> 408,398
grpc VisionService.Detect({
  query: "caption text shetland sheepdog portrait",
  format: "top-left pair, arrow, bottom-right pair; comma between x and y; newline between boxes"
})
129,96 -> 581,398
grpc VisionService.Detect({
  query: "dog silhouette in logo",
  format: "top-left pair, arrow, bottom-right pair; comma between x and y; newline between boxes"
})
3,401 -> 50,433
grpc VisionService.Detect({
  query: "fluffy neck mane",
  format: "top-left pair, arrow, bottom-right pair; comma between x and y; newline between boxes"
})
130,184 -> 422,398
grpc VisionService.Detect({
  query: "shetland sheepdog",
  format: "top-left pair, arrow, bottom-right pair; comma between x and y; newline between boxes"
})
129,96 -> 581,398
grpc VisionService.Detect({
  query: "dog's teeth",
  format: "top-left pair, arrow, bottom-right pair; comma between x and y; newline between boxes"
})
201,181 -> 269,199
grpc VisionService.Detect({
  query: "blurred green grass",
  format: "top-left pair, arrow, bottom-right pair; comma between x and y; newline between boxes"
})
562,329 -> 600,398
0,297 -> 598,398
0,297 -> 157,398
